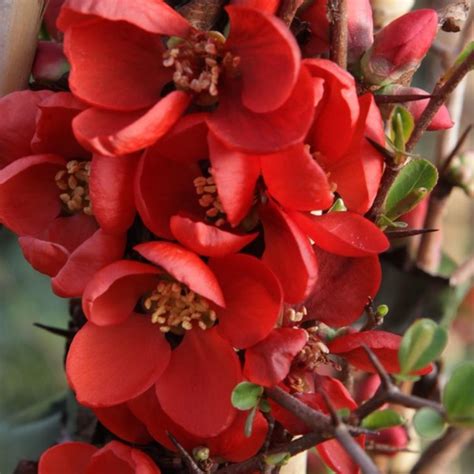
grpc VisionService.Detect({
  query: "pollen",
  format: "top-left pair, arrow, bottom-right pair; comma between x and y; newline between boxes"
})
295,329 -> 330,372
193,168 -> 227,227
143,280 -> 217,334
163,31 -> 241,104
55,160 -> 92,215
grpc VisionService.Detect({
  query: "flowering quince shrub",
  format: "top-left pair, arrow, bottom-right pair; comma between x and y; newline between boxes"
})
1,0 -> 474,473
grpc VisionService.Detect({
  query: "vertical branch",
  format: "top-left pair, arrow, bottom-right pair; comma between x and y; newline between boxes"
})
0,0 -> 45,96
328,0 -> 349,69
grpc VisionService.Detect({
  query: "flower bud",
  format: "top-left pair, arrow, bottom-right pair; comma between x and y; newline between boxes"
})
32,41 -> 69,84
361,9 -> 438,86
445,151 -> 474,197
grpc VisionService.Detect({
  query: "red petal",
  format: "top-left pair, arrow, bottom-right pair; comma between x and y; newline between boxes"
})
0,90 -> 52,167
39,442 -> 97,474
317,437 -> 363,474
229,0 -> 279,13
261,143 -> 333,211
209,253 -> 283,348
155,328 -> 241,437
19,236 -> 69,277
208,133 -> 260,226
73,91 -> 191,156
226,6 -> 299,113
52,229 -> 126,298
65,20 -> 169,112
135,148 -> 201,239
90,154 -> 138,234
304,59 -> 359,160
289,211 -> 389,257
58,0 -> 189,37
243,328 -> 308,386
260,200 -> 318,303
208,64 -> 315,153
171,215 -> 257,257
66,315 -> 170,406
0,154 -> 65,235
31,92 -> 87,160
82,260 -> 161,326
304,248 -> 381,327
88,441 -> 160,474
207,410 -> 268,462
93,404 -> 152,444
128,389 -> 204,452
329,331 -> 405,373
135,242 -> 225,306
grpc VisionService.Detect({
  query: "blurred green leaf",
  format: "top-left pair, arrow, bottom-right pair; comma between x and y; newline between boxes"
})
413,407 -> 446,439
244,406 -> 258,438
398,319 -> 448,374
443,362 -> 474,427
362,409 -> 405,430
264,452 -> 291,467
231,382 -> 263,410
390,106 -> 415,150
384,159 -> 438,220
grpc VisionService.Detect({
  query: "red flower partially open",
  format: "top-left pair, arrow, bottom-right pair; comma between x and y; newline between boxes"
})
57,1 -> 312,155
67,242 -> 282,437
0,90 -> 126,297
39,441 -> 160,474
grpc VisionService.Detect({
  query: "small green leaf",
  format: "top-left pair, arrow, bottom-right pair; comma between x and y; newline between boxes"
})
328,198 -> 347,212
385,159 -> 438,220
413,407 -> 446,439
264,452 -> 291,467
337,407 -> 351,418
259,398 -> 271,413
398,319 -> 448,374
443,362 -> 474,427
376,214 -> 408,230
376,304 -> 389,318
362,409 -> 405,430
390,106 -> 415,150
244,405 -> 258,438
231,382 -> 263,410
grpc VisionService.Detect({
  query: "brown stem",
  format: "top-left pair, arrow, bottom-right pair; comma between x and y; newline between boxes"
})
328,0 -> 348,69
167,432 -> 204,474
277,0 -> 301,26
450,255 -> 474,285
374,94 -> 434,104
367,49 -> 474,222
411,427 -> 474,474
178,0 -> 224,30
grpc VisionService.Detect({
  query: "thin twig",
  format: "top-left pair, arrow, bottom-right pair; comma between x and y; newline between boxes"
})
328,0 -> 348,69
439,123 -> 473,175
450,255 -> 474,285
374,94 -> 434,104
277,0 -> 301,26
167,432 -> 204,474
178,0 -> 224,30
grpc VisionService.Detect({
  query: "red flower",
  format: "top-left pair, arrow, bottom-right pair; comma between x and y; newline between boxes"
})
39,441 -> 160,474
57,1 -> 313,155
66,242 -> 282,437
304,59 -> 385,214
0,91 -> 126,297
271,376 -> 365,474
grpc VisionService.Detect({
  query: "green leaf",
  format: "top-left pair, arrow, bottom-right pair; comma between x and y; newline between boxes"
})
362,409 -> 405,430
337,407 -> 351,418
390,106 -> 415,150
384,159 -> 438,220
443,362 -> 474,427
398,319 -> 448,374
328,198 -> 347,212
244,406 -> 258,438
264,452 -> 291,467
413,407 -> 446,439
231,382 -> 263,410
259,399 -> 271,413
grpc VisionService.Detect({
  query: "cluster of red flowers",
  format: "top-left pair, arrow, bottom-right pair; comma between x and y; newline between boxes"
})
0,0 -> 448,472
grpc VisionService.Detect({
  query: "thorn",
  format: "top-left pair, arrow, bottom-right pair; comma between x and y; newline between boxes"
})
318,389 -> 340,426
366,137 -> 396,164
33,323 -> 74,338
374,94 -> 434,104
166,431 -> 204,474
385,228 -> 439,238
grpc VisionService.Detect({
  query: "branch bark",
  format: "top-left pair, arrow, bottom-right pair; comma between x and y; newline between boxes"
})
328,0 -> 348,69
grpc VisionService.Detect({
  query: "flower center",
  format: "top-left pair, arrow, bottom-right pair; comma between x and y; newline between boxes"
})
193,169 -> 227,227
55,160 -> 92,215
163,31 -> 240,105
143,280 -> 216,334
